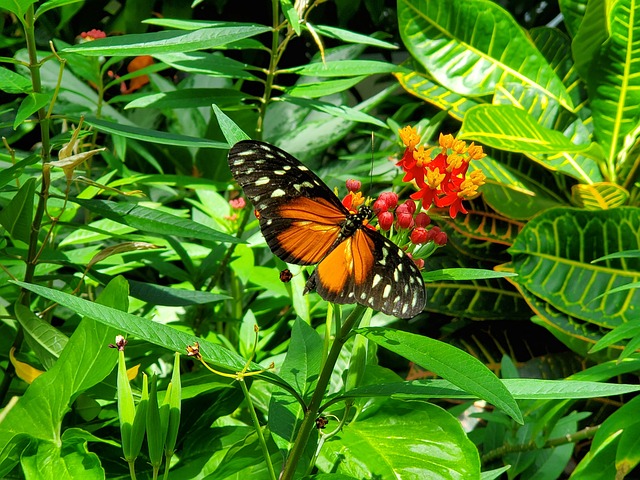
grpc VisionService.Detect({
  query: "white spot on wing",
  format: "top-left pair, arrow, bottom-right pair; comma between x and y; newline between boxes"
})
255,177 -> 270,186
271,189 -> 286,198
382,284 -> 391,299
372,274 -> 382,288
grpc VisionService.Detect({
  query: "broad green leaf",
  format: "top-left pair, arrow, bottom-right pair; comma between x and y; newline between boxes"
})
34,0 -> 83,18
311,24 -> 398,50
71,197 -> 238,244
398,0 -> 573,109
154,52 -> 257,80
571,182 -> 629,209
281,96 -> 386,127
422,256 -> 530,321
14,92 -> 51,128
82,116 -> 227,149
356,327 -> 522,423
285,76 -> 367,98
0,66 -> 32,94
0,154 -> 39,189
0,276 -> 125,468
318,400 -> 480,479
585,0 -> 640,164
284,60 -> 407,77
459,104 -> 599,182
124,88 -> 248,110
62,25 -> 270,56
590,321 -> 640,354
0,176 -> 36,244
269,318 -> 322,455
509,207 -> 640,328
394,70 -> 484,122
21,431 -> 104,480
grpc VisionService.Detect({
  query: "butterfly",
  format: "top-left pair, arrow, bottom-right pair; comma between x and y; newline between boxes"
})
228,140 -> 426,318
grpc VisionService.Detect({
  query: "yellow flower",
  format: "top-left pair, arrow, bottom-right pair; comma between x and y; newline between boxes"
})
399,126 -> 421,149
425,167 -> 446,189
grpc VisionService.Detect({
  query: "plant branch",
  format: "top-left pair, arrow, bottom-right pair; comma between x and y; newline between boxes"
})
280,304 -> 366,480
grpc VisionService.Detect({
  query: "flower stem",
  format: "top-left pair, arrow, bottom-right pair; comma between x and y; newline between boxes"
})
280,304 -> 366,480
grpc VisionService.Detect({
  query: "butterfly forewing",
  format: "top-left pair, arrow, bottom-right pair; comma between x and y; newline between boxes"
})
228,140 -> 427,318
229,140 -> 347,265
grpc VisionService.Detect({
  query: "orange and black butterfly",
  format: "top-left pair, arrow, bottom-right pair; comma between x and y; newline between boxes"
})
228,140 -> 426,318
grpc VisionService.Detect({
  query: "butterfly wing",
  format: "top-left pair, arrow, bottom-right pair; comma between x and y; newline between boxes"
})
228,140 -> 349,265
307,227 -> 426,318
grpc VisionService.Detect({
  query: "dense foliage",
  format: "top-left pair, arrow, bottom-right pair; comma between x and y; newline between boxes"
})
1,0 -> 639,479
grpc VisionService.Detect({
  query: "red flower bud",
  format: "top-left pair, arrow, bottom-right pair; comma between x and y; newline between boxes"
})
434,231 -> 448,246
413,258 -> 425,269
410,227 -> 428,244
229,197 -> 246,209
403,199 -> 417,214
373,197 -> 388,214
379,191 -> 398,209
395,203 -> 409,215
396,211 -> 414,229
425,226 -> 441,241
414,212 -> 431,228
378,211 -> 394,231
346,179 -> 361,192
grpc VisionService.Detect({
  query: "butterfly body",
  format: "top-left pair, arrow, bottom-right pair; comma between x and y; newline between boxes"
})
228,140 -> 426,318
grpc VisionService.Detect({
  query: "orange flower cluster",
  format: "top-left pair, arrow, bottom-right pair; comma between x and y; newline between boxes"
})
397,126 -> 486,218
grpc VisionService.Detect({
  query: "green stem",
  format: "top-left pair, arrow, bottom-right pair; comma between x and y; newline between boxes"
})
21,5 -> 52,305
280,305 -> 366,480
239,379 -> 277,480
256,0 -> 281,138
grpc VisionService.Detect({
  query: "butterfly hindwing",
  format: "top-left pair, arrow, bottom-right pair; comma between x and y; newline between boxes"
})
228,140 -> 426,318
307,228 -> 426,318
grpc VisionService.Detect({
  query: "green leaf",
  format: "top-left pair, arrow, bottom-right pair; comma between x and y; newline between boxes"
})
2,0 -> 38,17
34,0 -> 83,19
285,60 -> 406,77
269,318 -> 322,454
397,0 -> 573,109
62,25 -> 271,56
285,76 -> 367,98
128,281 -> 230,306
154,52 -> 257,80
459,105 -> 600,182
318,400 -> 480,479
356,327 -> 523,423
0,277 -> 125,464
395,70 -> 483,122
508,207 -> 640,328
0,176 -> 36,244
585,0 -> 640,164
14,92 -> 51,128
311,24 -> 398,50
124,88 -> 248,110
330,378 -> 639,403
213,104 -> 250,146
281,0 -> 301,35
0,66 -> 32,94
423,268 -> 517,281
82,116 -> 228,149
11,281 -> 282,379
22,432 -> 104,480
15,303 -> 68,369
70,197 -> 239,244
281,96 -> 386,127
